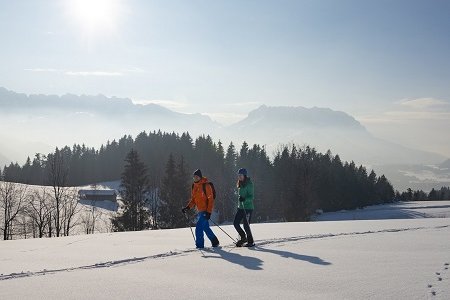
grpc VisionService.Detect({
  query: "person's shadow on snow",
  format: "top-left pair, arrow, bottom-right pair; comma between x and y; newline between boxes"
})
202,248 -> 263,271
250,246 -> 331,266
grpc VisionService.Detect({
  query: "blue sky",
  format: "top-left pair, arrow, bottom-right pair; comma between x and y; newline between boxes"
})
0,0 -> 449,156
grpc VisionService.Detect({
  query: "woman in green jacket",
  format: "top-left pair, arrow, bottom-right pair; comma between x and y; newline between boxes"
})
234,168 -> 255,247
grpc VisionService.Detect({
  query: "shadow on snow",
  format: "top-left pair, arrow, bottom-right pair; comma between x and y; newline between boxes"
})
201,245 -> 331,270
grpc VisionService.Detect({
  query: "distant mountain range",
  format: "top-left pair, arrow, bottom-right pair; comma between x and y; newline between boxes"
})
231,105 -> 366,131
0,87 -> 218,131
226,105 -> 445,165
0,87 -> 219,165
0,87 -> 447,180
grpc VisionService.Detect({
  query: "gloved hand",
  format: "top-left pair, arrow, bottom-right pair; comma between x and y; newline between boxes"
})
181,206 -> 190,214
205,212 -> 211,220
239,196 -> 245,202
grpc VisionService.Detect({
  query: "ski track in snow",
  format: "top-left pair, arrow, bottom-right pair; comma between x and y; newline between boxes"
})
1,224 -> 449,282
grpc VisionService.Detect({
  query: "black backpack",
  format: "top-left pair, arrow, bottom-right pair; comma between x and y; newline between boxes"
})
192,182 -> 216,200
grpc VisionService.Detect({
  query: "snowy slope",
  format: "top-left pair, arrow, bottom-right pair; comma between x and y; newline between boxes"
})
314,201 -> 450,221
1,202 -> 450,299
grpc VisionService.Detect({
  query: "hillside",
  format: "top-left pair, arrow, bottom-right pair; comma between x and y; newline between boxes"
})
1,201 -> 449,299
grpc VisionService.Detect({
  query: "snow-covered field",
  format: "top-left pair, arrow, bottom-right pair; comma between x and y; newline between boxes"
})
314,201 -> 450,221
1,202 -> 450,299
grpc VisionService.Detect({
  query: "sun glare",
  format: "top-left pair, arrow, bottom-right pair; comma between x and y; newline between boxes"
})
66,0 -> 121,37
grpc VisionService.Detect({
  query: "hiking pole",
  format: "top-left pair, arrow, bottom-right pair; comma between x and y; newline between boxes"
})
209,219 -> 237,243
183,212 -> 196,244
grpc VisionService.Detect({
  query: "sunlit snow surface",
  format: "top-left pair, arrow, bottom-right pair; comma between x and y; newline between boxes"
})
1,201 -> 449,299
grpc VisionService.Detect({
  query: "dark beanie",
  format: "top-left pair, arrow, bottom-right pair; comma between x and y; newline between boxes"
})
237,168 -> 247,176
193,169 -> 202,178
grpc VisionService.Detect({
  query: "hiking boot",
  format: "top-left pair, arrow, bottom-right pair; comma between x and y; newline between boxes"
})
235,236 -> 247,247
211,237 -> 220,247
244,241 -> 255,247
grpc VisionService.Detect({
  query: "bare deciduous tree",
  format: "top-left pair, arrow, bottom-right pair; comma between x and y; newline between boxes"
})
80,206 -> 103,234
16,214 -> 34,239
26,187 -> 52,238
62,188 -> 81,236
0,181 -> 28,240
46,149 -> 69,237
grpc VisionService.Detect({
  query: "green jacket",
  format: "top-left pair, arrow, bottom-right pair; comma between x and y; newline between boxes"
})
238,177 -> 254,210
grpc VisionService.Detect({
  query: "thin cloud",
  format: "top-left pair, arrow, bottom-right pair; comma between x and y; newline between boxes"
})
358,97 -> 450,124
25,68 -> 141,76
397,97 -> 450,110
65,71 -> 123,76
25,68 -> 60,72
359,111 -> 450,124
124,67 -> 147,73
72,112 -> 95,118
385,111 -> 450,120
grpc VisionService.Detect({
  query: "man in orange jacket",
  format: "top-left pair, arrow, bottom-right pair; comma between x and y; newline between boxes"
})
182,169 -> 219,248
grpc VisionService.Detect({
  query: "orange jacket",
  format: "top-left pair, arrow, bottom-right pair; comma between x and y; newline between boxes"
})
187,177 -> 214,213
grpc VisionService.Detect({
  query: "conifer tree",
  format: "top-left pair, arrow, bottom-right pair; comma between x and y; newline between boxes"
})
219,142 -> 238,222
159,154 -> 192,228
112,149 -> 150,231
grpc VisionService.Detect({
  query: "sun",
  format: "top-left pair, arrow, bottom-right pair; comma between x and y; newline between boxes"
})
66,0 -> 121,37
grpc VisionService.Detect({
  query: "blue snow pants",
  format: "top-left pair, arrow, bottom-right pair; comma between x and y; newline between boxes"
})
195,211 -> 217,248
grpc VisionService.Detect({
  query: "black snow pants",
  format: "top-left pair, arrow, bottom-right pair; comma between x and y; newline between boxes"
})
233,208 -> 253,243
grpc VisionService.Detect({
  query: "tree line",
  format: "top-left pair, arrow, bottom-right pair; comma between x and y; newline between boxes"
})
1,130 -> 398,235
396,187 -> 450,201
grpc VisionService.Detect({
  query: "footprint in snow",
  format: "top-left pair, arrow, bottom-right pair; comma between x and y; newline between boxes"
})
431,290 -> 436,296
438,277 -> 442,281
436,272 -> 440,275
428,284 -> 433,288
